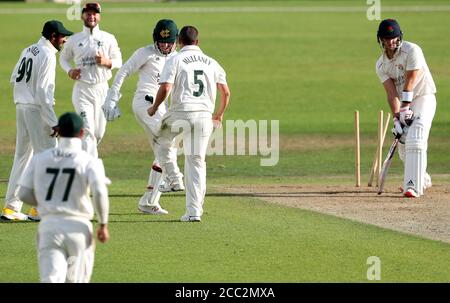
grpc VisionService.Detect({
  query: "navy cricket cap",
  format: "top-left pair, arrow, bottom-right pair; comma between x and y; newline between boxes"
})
82,2 -> 101,14
42,20 -> 73,37
58,112 -> 84,138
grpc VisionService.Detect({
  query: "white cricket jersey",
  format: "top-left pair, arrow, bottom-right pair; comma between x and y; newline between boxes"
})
376,41 -> 436,98
19,137 -> 110,223
60,25 -> 122,85
159,45 -> 227,113
10,37 -> 58,127
110,44 -> 176,101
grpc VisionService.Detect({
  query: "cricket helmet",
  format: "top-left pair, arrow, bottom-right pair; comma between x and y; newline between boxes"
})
153,19 -> 178,43
377,19 -> 403,44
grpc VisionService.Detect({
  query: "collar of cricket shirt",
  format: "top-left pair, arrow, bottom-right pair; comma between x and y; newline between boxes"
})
58,137 -> 83,151
83,24 -> 100,36
180,45 -> 201,52
38,37 -> 58,54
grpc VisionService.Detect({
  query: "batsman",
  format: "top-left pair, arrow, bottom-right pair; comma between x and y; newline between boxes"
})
375,19 -> 436,198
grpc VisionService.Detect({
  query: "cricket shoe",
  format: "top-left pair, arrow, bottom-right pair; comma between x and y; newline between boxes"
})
180,214 -> 201,222
27,207 -> 41,221
404,187 -> 419,198
138,204 -> 168,215
1,207 -> 29,221
159,181 -> 185,193
399,173 -> 432,193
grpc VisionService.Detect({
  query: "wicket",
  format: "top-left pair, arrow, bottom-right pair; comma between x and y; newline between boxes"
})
354,110 -> 390,188
355,110 -> 360,187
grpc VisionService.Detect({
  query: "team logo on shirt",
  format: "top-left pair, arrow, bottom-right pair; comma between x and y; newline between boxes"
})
78,43 -> 83,47
397,64 -> 404,71
96,40 -> 104,47
160,29 -> 170,38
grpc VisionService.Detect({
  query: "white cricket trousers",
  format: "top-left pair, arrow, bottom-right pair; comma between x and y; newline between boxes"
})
132,95 -> 178,165
37,216 -> 95,283
72,81 -> 108,158
157,112 -> 213,217
5,104 -> 57,212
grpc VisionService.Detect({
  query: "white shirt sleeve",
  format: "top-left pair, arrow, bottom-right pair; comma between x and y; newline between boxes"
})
215,61 -> 227,84
406,45 -> 423,71
159,57 -> 176,84
59,39 -> 73,74
110,48 -> 146,93
109,35 -> 122,70
376,60 -> 390,83
87,158 -> 110,224
36,55 -> 58,127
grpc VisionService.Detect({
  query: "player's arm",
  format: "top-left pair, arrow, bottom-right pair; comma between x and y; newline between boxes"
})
109,49 -> 145,94
382,78 -> 400,116
88,159 -> 110,243
213,83 -> 231,123
148,82 -> 172,116
36,56 -> 59,131
60,38 -> 80,80
398,69 -> 419,125
401,69 -> 419,107
97,36 -> 122,70
382,79 -> 403,136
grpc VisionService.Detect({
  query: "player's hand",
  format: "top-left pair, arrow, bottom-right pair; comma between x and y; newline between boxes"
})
68,68 -> 81,80
102,89 -> 122,121
96,52 -> 112,68
50,126 -> 59,138
392,117 -> 403,138
212,113 -> 223,129
399,106 -> 414,126
102,100 -> 121,121
97,224 -> 109,243
147,105 -> 157,117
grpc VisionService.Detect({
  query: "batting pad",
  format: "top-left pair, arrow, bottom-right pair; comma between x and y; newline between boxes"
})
397,142 -> 406,162
404,122 -> 426,195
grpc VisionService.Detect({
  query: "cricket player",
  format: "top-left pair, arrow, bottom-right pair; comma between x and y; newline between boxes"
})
1,20 -> 73,222
60,2 -> 122,158
102,19 -> 181,215
148,26 -> 231,222
376,19 -> 436,198
18,112 -> 110,283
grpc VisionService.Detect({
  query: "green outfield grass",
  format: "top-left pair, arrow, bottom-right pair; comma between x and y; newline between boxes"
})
0,1 -> 449,282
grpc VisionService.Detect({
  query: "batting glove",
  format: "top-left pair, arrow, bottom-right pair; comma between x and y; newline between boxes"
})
392,117 -> 403,138
399,106 -> 414,126
102,89 -> 122,121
